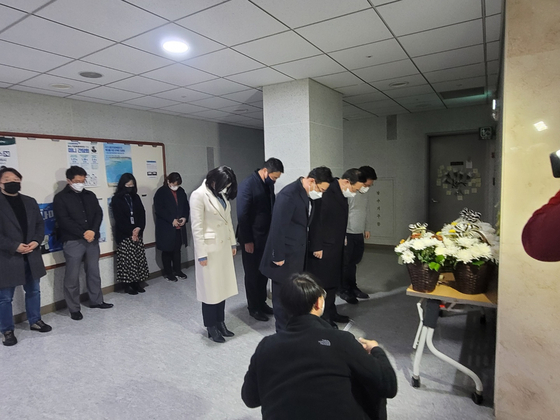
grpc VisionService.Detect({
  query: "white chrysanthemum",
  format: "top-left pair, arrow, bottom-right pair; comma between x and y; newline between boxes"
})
456,236 -> 477,248
401,250 -> 415,264
410,238 -> 431,250
435,246 -> 448,256
456,249 -> 474,263
470,242 -> 492,260
395,243 -> 410,253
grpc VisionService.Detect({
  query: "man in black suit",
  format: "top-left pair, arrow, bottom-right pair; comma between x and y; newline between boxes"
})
307,168 -> 364,328
237,158 -> 284,322
242,273 -> 397,420
260,167 -> 332,331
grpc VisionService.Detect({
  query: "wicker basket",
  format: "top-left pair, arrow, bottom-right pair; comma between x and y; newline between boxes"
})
453,262 -> 490,294
407,261 -> 440,293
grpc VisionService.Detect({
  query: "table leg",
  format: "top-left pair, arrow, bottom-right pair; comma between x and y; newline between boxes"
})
412,300 -> 424,350
411,325 -> 428,387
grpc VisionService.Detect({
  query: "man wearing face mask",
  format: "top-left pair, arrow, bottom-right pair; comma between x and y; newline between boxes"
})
0,167 -> 52,346
340,165 -> 378,304
53,166 -> 112,321
242,273 -> 397,420
260,166 -> 332,331
237,158 -> 284,322
307,168 -> 364,328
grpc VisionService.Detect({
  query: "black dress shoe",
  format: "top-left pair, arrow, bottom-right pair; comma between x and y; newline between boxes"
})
174,271 -> 188,279
332,313 -> 350,323
207,326 -> 225,343
261,303 -> 274,315
166,275 -> 178,282
90,302 -> 114,309
339,291 -> 359,305
70,311 -> 83,321
217,322 -> 234,337
136,283 -> 146,293
2,330 -> 17,346
125,284 -> 138,295
352,287 -> 369,299
249,310 -> 269,322
30,320 -> 52,332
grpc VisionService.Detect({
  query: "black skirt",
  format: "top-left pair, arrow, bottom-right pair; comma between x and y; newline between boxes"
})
116,237 -> 149,283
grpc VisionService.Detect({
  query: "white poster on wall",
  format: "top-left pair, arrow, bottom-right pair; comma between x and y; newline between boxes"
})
67,141 -> 100,187
146,160 -> 158,178
0,137 -> 19,169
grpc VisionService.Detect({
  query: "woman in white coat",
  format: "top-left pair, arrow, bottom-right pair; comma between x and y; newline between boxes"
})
190,166 -> 238,343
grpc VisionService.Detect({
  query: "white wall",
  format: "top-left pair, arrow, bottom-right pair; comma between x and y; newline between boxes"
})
0,88 -> 264,315
343,104 -> 496,245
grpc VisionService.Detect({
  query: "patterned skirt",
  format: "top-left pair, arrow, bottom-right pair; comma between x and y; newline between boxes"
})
116,237 -> 150,283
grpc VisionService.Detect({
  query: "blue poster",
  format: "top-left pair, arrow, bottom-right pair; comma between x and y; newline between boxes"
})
39,203 -> 63,253
104,143 -> 133,186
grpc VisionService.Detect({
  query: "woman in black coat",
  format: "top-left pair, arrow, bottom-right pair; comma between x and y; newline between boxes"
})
112,173 -> 149,295
154,172 -> 190,282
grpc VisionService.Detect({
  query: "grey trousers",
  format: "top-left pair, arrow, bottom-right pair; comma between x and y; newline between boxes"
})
62,239 -> 103,312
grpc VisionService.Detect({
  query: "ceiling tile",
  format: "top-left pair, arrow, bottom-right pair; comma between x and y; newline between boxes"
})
372,106 -> 410,116
245,110 -> 264,119
0,64 -> 39,85
399,20 -> 483,57
335,83 -> 379,96
221,89 -> 263,103
226,68 -> 292,88
188,78 -> 250,95
36,0 -> 166,42
19,74 -> 99,95
344,91 -> 388,104
190,97 -> 241,109
251,0 -> 370,28
0,5 -> 25,32
443,96 -> 487,108
48,61 -> 132,85
124,0 -> 227,21
382,84 -> 435,98
188,109 -> 231,119
176,0 -> 287,46
355,99 -> 398,111
486,41 -> 501,61
76,86 -> 144,102
249,100 -> 263,108
184,49 -> 264,77
353,59 -> 419,83
413,45 -> 484,73
0,40 -> 73,72
0,0 -> 51,12
120,96 -> 180,109
150,108 -> 181,116
296,9 -> 392,53
328,38 -> 407,70
160,103 -> 210,114
0,16 -> 113,58
393,93 -> 442,105
485,14 -> 502,42
219,103 -> 262,113
117,102 -> 152,110
312,71 -> 363,88
487,60 -> 500,75
9,85 -> 70,97
82,44 -> 173,74
67,95 -> 114,105
233,31 -> 321,66
431,76 -> 486,92
124,23 -> 224,62
106,76 -> 177,95
485,0 -> 503,16
376,0 -> 482,36
153,87 -> 212,102
272,55 -> 346,79
372,74 -> 428,91
142,63 -> 217,86
423,62 -> 486,83
0,82 -> 11,88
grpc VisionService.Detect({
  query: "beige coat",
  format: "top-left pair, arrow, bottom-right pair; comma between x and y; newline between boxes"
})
190,181 -> 238,304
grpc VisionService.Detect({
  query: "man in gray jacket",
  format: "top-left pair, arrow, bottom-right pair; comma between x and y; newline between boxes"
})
0,166 -> 52,346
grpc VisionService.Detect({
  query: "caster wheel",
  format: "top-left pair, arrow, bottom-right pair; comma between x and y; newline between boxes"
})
412,377 -> 420,388
472,392 -> 483,405
480,315 -> 486,325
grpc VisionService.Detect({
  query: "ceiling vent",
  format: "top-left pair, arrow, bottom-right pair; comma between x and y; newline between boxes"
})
439,87 -> 485,100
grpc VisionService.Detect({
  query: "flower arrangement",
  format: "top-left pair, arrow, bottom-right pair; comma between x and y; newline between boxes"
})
395,223 -> 447,271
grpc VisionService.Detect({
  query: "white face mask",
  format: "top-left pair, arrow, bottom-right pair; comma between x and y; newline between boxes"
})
343,188 -> 356,198
169,185 -> 179,191
359,186 -> 370,194
309,190 -> 322,200
71,183 -> 84,192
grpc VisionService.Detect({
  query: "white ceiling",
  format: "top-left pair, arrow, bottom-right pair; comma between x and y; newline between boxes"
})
0,0 -> 503,129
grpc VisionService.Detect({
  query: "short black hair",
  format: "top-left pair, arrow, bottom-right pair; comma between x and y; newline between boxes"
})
66,166 -> 87,180
280,273 -> 326,317
0,166 -> 22,180
308,166 -> 333,183
167,172 -> 182,185
341,168 -> 362,184
206,165 -> 238,200
263,157 -> 284,173
115,173 -> 138,196
359,165 -> 377,182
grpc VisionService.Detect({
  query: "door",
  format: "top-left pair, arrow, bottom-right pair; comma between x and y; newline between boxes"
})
429,133 -> 489,230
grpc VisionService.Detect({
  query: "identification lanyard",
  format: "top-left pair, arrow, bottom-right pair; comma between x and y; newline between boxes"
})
125,195 -> 134,224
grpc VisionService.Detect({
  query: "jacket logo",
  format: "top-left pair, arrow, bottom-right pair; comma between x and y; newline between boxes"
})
318,339 -> 331,346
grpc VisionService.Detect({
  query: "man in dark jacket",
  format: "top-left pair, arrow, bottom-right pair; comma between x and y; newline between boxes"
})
242,273 -> 397,420
53,166 -> 113,321
0,167 -> 52,346
237,157 -> 284,322
260,166 -> 332,331
307,169 -> 364,327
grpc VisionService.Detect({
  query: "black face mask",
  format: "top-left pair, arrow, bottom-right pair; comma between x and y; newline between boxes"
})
124,187 -> 134,194
3,182 -> 21,194
265,176 -> 276,187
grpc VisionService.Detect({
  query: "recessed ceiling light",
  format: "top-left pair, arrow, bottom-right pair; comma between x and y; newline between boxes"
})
49,83 -> 73,90
79,71 -> 103,79
163,41 -> 189,53
389,81 -> 409,88
534,121 -> 548,131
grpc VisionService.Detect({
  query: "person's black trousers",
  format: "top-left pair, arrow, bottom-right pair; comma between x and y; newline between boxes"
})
271,279 -> 288,332
322,287 -> 338,321
201,300 -> 226,327
162,229 -> 182,277
342,233 -> 365,292
241,245 -> 269,311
